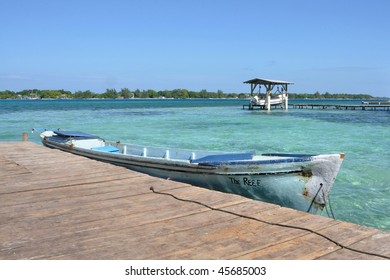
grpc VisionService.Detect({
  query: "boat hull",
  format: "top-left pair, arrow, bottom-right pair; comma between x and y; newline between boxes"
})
40,131 -> 344,214
131,166 -> 320,212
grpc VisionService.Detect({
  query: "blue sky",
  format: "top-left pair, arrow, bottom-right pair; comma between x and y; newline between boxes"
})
1,0 -> 389,96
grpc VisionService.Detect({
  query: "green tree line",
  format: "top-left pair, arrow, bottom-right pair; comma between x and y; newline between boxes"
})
0,88 -> 376,100
288,91 -> 374,100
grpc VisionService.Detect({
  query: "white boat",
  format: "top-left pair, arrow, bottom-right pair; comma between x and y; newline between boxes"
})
250,93 -> 286,107
39,130 -> 344,214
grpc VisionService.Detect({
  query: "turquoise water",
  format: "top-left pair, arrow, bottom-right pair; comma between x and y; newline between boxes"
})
1,99 -> 389,231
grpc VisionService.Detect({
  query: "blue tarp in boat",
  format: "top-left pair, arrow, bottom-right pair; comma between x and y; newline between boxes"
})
91,146 -> 120,153
191,152 -> 254,164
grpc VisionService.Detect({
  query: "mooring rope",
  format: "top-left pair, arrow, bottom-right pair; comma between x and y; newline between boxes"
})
307,183 -> 324,213
150,186 -> 390,260
327,195 -> 336,219
324,192 -> 336,220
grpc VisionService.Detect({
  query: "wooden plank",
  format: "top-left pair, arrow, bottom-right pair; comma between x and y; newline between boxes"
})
0,198 -> 216,259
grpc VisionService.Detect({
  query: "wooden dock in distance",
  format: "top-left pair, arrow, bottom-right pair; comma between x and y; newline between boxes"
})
1,141 -> 390,260
242,104 -> 283,110
290,103 -> 390,110
243,103 -> 390,111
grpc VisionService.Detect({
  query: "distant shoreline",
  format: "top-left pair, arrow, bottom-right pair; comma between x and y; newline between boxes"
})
1,89 -> 385,100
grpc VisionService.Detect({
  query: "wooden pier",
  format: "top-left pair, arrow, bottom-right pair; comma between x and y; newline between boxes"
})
242,104 -> 283,110
1,141 -> 390,260
243,103 -> 390,111
290,103 -> 390,110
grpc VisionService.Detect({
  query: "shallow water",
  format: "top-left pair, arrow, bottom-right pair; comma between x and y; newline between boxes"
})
1,99 -> 389,231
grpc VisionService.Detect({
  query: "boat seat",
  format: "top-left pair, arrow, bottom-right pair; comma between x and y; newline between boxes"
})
91,146 -> 120,153
191,152 -> 254,164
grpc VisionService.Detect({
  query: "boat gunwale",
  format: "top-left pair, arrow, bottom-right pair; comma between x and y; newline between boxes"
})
43,137 -> 317,166
41,139 -> 313,176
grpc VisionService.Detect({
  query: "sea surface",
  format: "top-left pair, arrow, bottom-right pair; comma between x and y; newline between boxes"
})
1,99 -> 389,231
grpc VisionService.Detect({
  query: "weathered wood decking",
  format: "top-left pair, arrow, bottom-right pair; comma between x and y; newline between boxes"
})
1,142 -> 389,260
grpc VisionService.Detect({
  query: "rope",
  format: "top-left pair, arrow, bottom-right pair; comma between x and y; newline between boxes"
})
150,186 -> 390,260
327,193 -> 336,219
307,183 -> 324,213
324,203 -> 331,219
324,192 -> 336,220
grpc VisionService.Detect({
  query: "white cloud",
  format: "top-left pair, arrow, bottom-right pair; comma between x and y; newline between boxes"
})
0,74 -> 31,80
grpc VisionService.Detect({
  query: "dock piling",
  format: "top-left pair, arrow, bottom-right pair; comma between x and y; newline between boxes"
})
22,132 -> 28,142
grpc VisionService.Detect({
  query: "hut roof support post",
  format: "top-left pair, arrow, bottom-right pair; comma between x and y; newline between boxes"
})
284,84 -> 288,111
265,84 -> 274,111
250,84 -> 258,96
